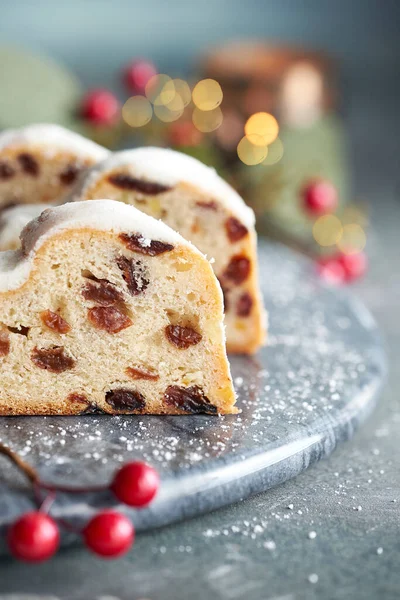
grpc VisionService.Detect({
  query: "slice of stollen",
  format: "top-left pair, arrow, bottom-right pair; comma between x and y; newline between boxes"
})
0,199 -> 235,415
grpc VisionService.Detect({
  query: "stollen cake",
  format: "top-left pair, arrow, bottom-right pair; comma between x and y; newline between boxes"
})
0,124 -> 108,209
71,147 -> 266,354
0,200 -> 235,415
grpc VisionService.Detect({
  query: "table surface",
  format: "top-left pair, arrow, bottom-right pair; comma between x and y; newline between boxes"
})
0,73 -> 399,600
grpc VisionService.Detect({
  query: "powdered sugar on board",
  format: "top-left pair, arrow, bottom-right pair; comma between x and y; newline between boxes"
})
0,240 -> 385,542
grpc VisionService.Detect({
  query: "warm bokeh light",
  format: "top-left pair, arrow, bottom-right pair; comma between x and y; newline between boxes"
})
244,112 -> 279,146
145,74 -> 176,106
313,214 -> 343,247
154,103 -> 183,122
263,137 -> 284,165
192,106 -> 223,132
215,109 -> 244,150
337,223 -> 367,254
237,135 -> 268,165
192,79 -> 223,111
171,79 -> 192,107
122,96 -> 153,127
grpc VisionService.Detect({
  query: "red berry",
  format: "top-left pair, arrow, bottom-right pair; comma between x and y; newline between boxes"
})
7,512 -> 60,562
302,180 -> 338,216
316,256 -> 346,285
339,251 -> 368,282
83,511 -> 134,558
111,461 -> 159,507
123,60 -> 157,94
81,89 -> 120,125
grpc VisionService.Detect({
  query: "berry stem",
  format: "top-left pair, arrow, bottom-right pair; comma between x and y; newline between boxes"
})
0,441 -> 39,484
0,441 -> 107,494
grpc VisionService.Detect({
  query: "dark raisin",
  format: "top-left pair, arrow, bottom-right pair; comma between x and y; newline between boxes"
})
17,153 -> 40,176
79,404 -> 108,415
88,306 -> 132,334
116,256 -> 149,295
108,173 -> 171,195
31,346 -> 75,373
225,217 -> 248,242
68,392 -> 88,405
196,200 -> 218,211
40,310 -> 71,334
165,324 -> 202,349
119,233 -> 174,256
223,255 -> 251,285
82,279 -> 123,306
0,330 -> 10,356
8,325 -> 30,336
236,292 -> 253,317
105,388 -> 146,412
126,365 -> 159,380
164,385 -> 217,415
0,162 -> 16,180
59,164 -> 81,185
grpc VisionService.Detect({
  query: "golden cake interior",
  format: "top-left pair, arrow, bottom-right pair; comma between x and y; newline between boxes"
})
0,228 -> 235,415
0,146 -> 96,208
82,173 -> 265,354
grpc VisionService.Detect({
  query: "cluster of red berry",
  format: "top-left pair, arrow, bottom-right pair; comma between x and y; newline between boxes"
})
301,180 -> 367,284
81,60 -> 157,126
7,461 -> 159,562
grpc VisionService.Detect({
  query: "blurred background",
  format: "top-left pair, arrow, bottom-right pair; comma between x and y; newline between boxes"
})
0,0 -> 399,277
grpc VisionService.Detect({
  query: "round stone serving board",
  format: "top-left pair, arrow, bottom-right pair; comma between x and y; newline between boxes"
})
0,241 -> 386,552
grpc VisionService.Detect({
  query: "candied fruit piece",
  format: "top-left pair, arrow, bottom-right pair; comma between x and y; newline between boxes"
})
40,310 -> 71,334
108,173 -> 171,194
59,164 -> 81,185
223,255 -> 251,285
17,153 -> 39,176
105,388 -> 146,411
165,324 -> 202,349
82,279 -> 123,306
31,346 -> 75,373
0,161 -> 15,180
225,217 -> 248,243
164,385 -> 217,414
88,306 -> 132,334
236,292 -> 253,317
119,233 -> 174,256
125,365 -> 159,380
0,330 -> 10,356
116,256 -> 149,295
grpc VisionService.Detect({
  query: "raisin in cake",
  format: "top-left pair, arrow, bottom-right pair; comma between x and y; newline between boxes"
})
0,200 -> 235,415
71,147 -> 266,354
0,124 -> 108,210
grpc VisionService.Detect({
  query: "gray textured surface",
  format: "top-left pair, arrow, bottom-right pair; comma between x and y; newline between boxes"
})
0,240 -> 385,553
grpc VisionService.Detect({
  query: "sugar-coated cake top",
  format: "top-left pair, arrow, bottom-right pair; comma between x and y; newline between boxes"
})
75,146 -> 256,228
0,204 -> 49,251
0,200 -> 201,293
0,124 -> 109,161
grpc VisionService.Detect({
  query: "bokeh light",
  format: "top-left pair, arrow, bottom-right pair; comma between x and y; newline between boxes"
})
313,215 -> 343,247
337,223 -> 367,254
192,79 -> 223,111
237,135 -> 268,166
263,137 -> 284,165
145,74 -> 176,106
244,112 -> 279,146
341,204 -> 369,227
122,96 -> 153,127
171,79 -> 192,107
154,103 -> 183,123
192,106 -> 223,132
